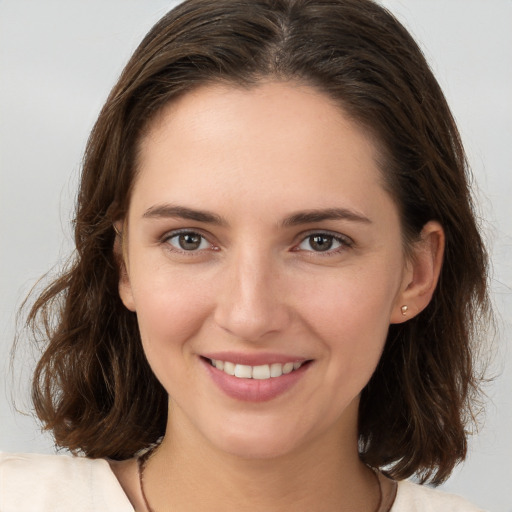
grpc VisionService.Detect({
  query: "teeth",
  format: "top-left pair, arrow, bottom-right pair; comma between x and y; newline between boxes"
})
253,364 -> 271,380
223,361 -> 235,375
210,359 -> 304,380
234,364 -> 252,379
283,362 -> 294,374
270,363 -> 283,378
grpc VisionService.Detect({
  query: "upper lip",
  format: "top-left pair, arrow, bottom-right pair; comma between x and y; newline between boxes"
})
201,352 -> 310,366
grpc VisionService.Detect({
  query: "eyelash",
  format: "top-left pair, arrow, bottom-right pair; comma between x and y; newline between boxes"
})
161,229 -> 353,256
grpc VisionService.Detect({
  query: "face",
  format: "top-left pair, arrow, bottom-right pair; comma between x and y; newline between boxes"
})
119,81 -> 413,459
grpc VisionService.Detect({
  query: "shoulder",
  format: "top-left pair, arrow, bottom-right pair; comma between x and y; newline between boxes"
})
0,452 -> 134,512
393,480 -> 487,512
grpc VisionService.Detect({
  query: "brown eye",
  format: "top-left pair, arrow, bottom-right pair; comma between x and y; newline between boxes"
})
308,235 -> 334,252
167,232 -> 209,251
297,232 -> 349,253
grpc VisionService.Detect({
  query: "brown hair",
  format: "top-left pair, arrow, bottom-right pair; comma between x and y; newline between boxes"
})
25,0 -> 490,484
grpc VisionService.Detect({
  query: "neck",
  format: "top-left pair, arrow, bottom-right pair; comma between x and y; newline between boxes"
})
142,401 -> 379,512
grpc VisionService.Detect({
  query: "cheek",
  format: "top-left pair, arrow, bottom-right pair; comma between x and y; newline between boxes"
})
301,262 -> 399,329
129,265 -> 213,354
128,267 -> 218,399
299,265 -> 400,378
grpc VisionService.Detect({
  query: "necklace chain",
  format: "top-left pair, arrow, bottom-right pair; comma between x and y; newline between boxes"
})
138,448 -> 156,512
137,447 -> 389,512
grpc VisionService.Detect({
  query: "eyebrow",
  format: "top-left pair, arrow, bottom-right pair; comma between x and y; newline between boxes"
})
142,204 -> 227,225
143,204 -> 371,227
281,208 -> 372,227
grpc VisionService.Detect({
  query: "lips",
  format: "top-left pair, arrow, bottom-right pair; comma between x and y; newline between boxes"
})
201,353 -> 311,402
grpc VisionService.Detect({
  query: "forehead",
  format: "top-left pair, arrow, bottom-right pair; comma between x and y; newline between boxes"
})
131,81 -> 394,225
143,81 -> 374,157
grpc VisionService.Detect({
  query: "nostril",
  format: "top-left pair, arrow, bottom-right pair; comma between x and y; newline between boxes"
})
213,295 -> 292,343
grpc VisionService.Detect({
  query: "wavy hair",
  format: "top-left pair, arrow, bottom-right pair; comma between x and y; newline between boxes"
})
25,0 -> 490,484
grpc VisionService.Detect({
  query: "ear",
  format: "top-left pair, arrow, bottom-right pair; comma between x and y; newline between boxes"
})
390,220 -> 445,324
113,220 -> 136,312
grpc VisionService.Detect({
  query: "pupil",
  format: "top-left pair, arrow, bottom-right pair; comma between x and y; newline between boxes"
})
310,235 -> 333,251
179,233 -> 201,250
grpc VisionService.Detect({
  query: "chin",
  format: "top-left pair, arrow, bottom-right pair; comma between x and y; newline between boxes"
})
204,416 -> 315,461
218,435 -> 299,460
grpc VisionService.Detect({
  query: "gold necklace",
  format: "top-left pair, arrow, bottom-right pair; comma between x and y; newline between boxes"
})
137,448 -> 390,512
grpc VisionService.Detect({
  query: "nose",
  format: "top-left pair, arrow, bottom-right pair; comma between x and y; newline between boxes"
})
213,247 -> 291,342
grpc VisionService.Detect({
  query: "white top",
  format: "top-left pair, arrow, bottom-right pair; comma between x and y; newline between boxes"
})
0,452 -> 133,512
0,452 -> 487,512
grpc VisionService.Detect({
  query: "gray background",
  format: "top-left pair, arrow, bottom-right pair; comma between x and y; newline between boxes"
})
1,1 -> 511,510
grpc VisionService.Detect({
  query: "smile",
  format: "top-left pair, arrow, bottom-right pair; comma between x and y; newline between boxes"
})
209,359 -> 304,380
202,355 -> 311,402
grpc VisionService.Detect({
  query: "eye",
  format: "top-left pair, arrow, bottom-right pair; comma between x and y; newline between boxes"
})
296,233 -> 351,253
165,231 -> 211,251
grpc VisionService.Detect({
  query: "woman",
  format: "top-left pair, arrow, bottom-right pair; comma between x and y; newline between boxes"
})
0,0 -> 491,510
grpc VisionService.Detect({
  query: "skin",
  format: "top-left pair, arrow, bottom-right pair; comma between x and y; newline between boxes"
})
112,81 -> 444,512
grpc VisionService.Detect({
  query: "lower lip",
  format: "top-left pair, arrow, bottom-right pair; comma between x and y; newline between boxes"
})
201,358 -> 310,403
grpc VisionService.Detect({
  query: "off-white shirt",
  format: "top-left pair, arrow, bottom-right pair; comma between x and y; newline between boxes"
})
0,452 -> 487,511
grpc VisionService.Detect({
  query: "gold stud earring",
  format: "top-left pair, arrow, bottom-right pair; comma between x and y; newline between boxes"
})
401,305 -> 408,316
